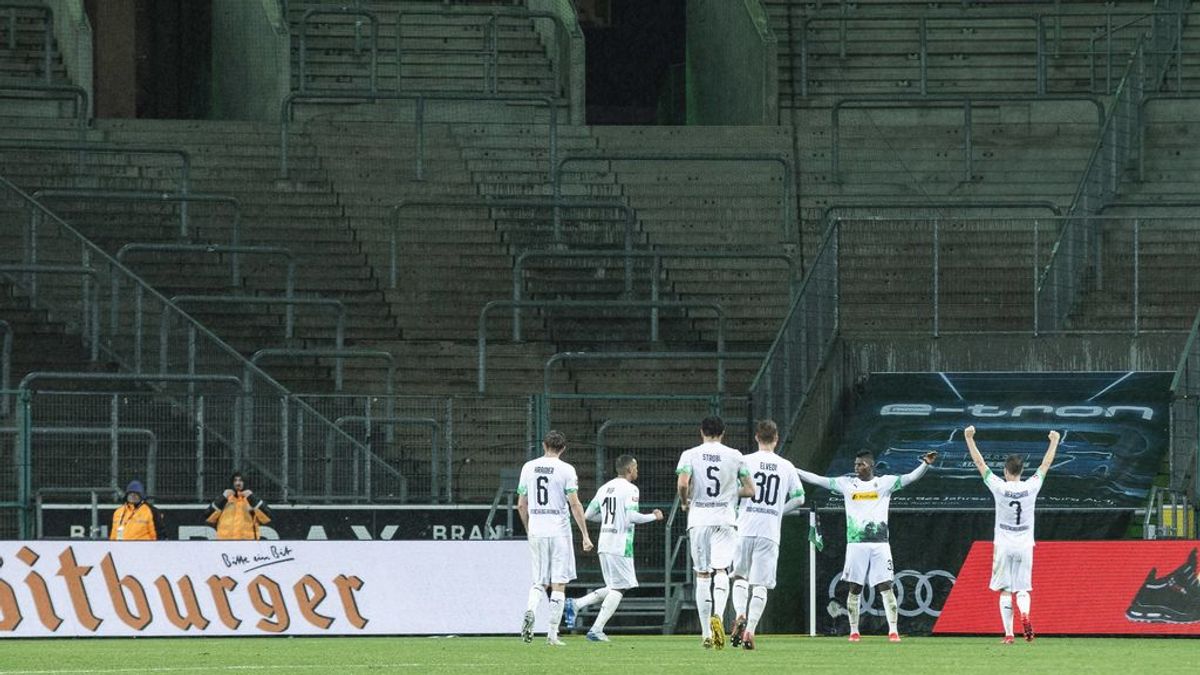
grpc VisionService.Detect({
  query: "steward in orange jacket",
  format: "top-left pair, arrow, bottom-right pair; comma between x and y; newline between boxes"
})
110,480 -> 165,541
205,472 -> 272,540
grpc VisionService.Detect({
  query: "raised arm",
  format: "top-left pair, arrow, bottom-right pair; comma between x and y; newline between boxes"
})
567,491 -> 594,552
899,452 -> 938,487
796,468 -> 835,491
1038,429 -> 1061,476
963,425 -> 988,477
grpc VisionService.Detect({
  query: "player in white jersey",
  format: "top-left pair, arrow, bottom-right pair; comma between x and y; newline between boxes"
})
517,430 -> 594,646
964,425 -> 1059,644
676,415 -> 754,650
563,454 -> 663,642
798,448 -> 936,643
728,419 -> 806,650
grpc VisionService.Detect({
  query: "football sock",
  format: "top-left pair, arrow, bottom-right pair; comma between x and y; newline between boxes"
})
548,591 -> 565,639
881,588 -> 899,634
1015,591 -> 1031,619
696,577 -> 713,639
712,571 -> 730,619
1000,592 -> 1014,636
732,578 -> 750,617
747,586 -> 768,633
847,592 -> 861,634
527,585 -> 545,614
575,587 -> 609,610
592,590 -> 623,634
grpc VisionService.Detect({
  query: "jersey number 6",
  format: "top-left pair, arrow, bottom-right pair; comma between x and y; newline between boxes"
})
536,475 -> 550,506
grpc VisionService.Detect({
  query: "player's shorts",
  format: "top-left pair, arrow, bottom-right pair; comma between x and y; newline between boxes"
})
989,544 -> 1033,592
733,536 -> 780,589
841,542 -> 893,587
529,535 -> 576,585
599,552 -> 639,591
689,525 -> 737,572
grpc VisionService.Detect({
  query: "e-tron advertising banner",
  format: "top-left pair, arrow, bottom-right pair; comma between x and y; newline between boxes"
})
814,511 -> 1130,636
935,541 -> 1200,635
823,372 -> 1171,507
0,540 -> 530,637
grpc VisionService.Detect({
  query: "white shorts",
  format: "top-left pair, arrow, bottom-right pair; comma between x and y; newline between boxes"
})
733,536 -> 780,589
689,525 -> 737,572
529,535 -> 576,585
842,542 -> 893,587
599,553 -> 638,590
990,544 -> 1033,592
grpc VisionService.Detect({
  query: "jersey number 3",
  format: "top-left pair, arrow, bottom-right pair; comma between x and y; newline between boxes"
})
1009,500 -> 1023,525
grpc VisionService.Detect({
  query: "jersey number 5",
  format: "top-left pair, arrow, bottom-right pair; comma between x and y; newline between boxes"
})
705,466 -> 721,497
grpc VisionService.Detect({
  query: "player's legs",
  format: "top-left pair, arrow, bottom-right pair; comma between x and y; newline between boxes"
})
589,555 -> 635,638
866,544 -> 899,640
545,536 -> 576,645
842,543 -> 872,639
745,538 -> 779,639
690,527 -> 715,645
729,537 -> 754,646
999,590 -> 1015,639
710,526 -> 736,621
523,537 -> 551,643
1012,547 -> 1034,641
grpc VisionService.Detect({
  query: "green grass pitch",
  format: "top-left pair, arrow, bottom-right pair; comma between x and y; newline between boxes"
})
0,634 -> 1191,674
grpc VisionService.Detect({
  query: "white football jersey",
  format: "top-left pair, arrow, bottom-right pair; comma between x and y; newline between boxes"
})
588,477 -> 656,557
676,441 -> 749,529
737,451 -> 805,544
984,470 -> 1044,548
517,455 -> 579,538
828,474 -> 904,544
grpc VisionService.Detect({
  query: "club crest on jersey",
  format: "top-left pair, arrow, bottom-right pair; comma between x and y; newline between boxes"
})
851,491 -> 879,501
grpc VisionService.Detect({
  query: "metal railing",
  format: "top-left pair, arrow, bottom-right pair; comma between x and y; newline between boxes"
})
397,8 -> 498,94
0,83 -> 88,140
511,250 -> 798,342
1170,306 -> 1200,497
830,95 -> 1106,182
0,143 -> 189,197
748,219 -> 839,450
115,243 -> 296,338
1137,94 -> 1200,181
279,90 -> 557,180
818,200 -> 1063,227
0,264 -> 99,360
1143,486 -> 1197,538
0,320 -> 10,416
0,425 -> 158,496
297,6 -> 380,94
0,2 -> 53,82
390,197 -> 638,289
543,351 -> 765,399
250,347 -> 395,395
329,416 -> 438,503
478,300 -> 730,394
552,153 -> 797,245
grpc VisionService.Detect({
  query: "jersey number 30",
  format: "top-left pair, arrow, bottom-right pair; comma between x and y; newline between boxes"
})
751,472 -> 780,505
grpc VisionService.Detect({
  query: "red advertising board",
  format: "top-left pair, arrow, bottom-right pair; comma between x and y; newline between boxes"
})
934,541 -> 1200,635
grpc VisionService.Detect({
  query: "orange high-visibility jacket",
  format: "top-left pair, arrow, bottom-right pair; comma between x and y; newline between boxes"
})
206,492 -> 272,540
110,502 -> 163,541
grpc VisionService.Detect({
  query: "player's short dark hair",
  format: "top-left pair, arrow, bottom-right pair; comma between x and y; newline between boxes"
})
755,419 -> 779,443
615,454 -> 637,474
700,416 -> 725,437
1005,454 -> 1024,477
543,430 -> 567,452
855,450 -> 874,464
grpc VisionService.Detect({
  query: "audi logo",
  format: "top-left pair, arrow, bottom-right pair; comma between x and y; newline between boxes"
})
827,569 -> 957,617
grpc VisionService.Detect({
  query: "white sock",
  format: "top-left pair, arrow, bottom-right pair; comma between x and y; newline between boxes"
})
527,585 -> 545,614
847,592 -> 861,634
592,590 -> 623,633
696,576 -> 713,639
575,587 -> 609,610
712,571 -> 730,620
1000,593 -> 1014,636
881,588 -> 899,635
747,586 -> 768,633
1015,591 -> 1031,619
547,591 -> 565,638
732,578 -> 750,617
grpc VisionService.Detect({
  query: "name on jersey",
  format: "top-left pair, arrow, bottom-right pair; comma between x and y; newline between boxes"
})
851,491 -> 879,501
702,454 -> 722,462
534,467 -> 555,475
758,462 -> 778,471
1002,490 -> 1030,499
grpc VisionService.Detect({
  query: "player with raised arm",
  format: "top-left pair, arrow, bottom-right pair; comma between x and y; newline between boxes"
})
797,449 -> 937,642
728,419 -> 806,650
563,454 -> 664,642
964,424 -> 1059,644
676,415 -> 755,650
517,430 -> 595,646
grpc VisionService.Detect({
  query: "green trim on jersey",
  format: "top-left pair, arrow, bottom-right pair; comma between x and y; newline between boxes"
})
738,468 -> 750,477
788,488 -> 805,499
981,469 -> 993,483
676,466 -> 692,475
625,530 -> 635,557
892,476 -> 903,491
625,505 -> 639,511
516,485 -> 528,495
565,487 -> 578,493
1036,468 -> 1046,481
828,478 -> 841,493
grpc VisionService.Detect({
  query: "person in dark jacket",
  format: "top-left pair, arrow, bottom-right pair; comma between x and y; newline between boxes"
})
205,471 -> 272,540
110,480 -> 165,540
